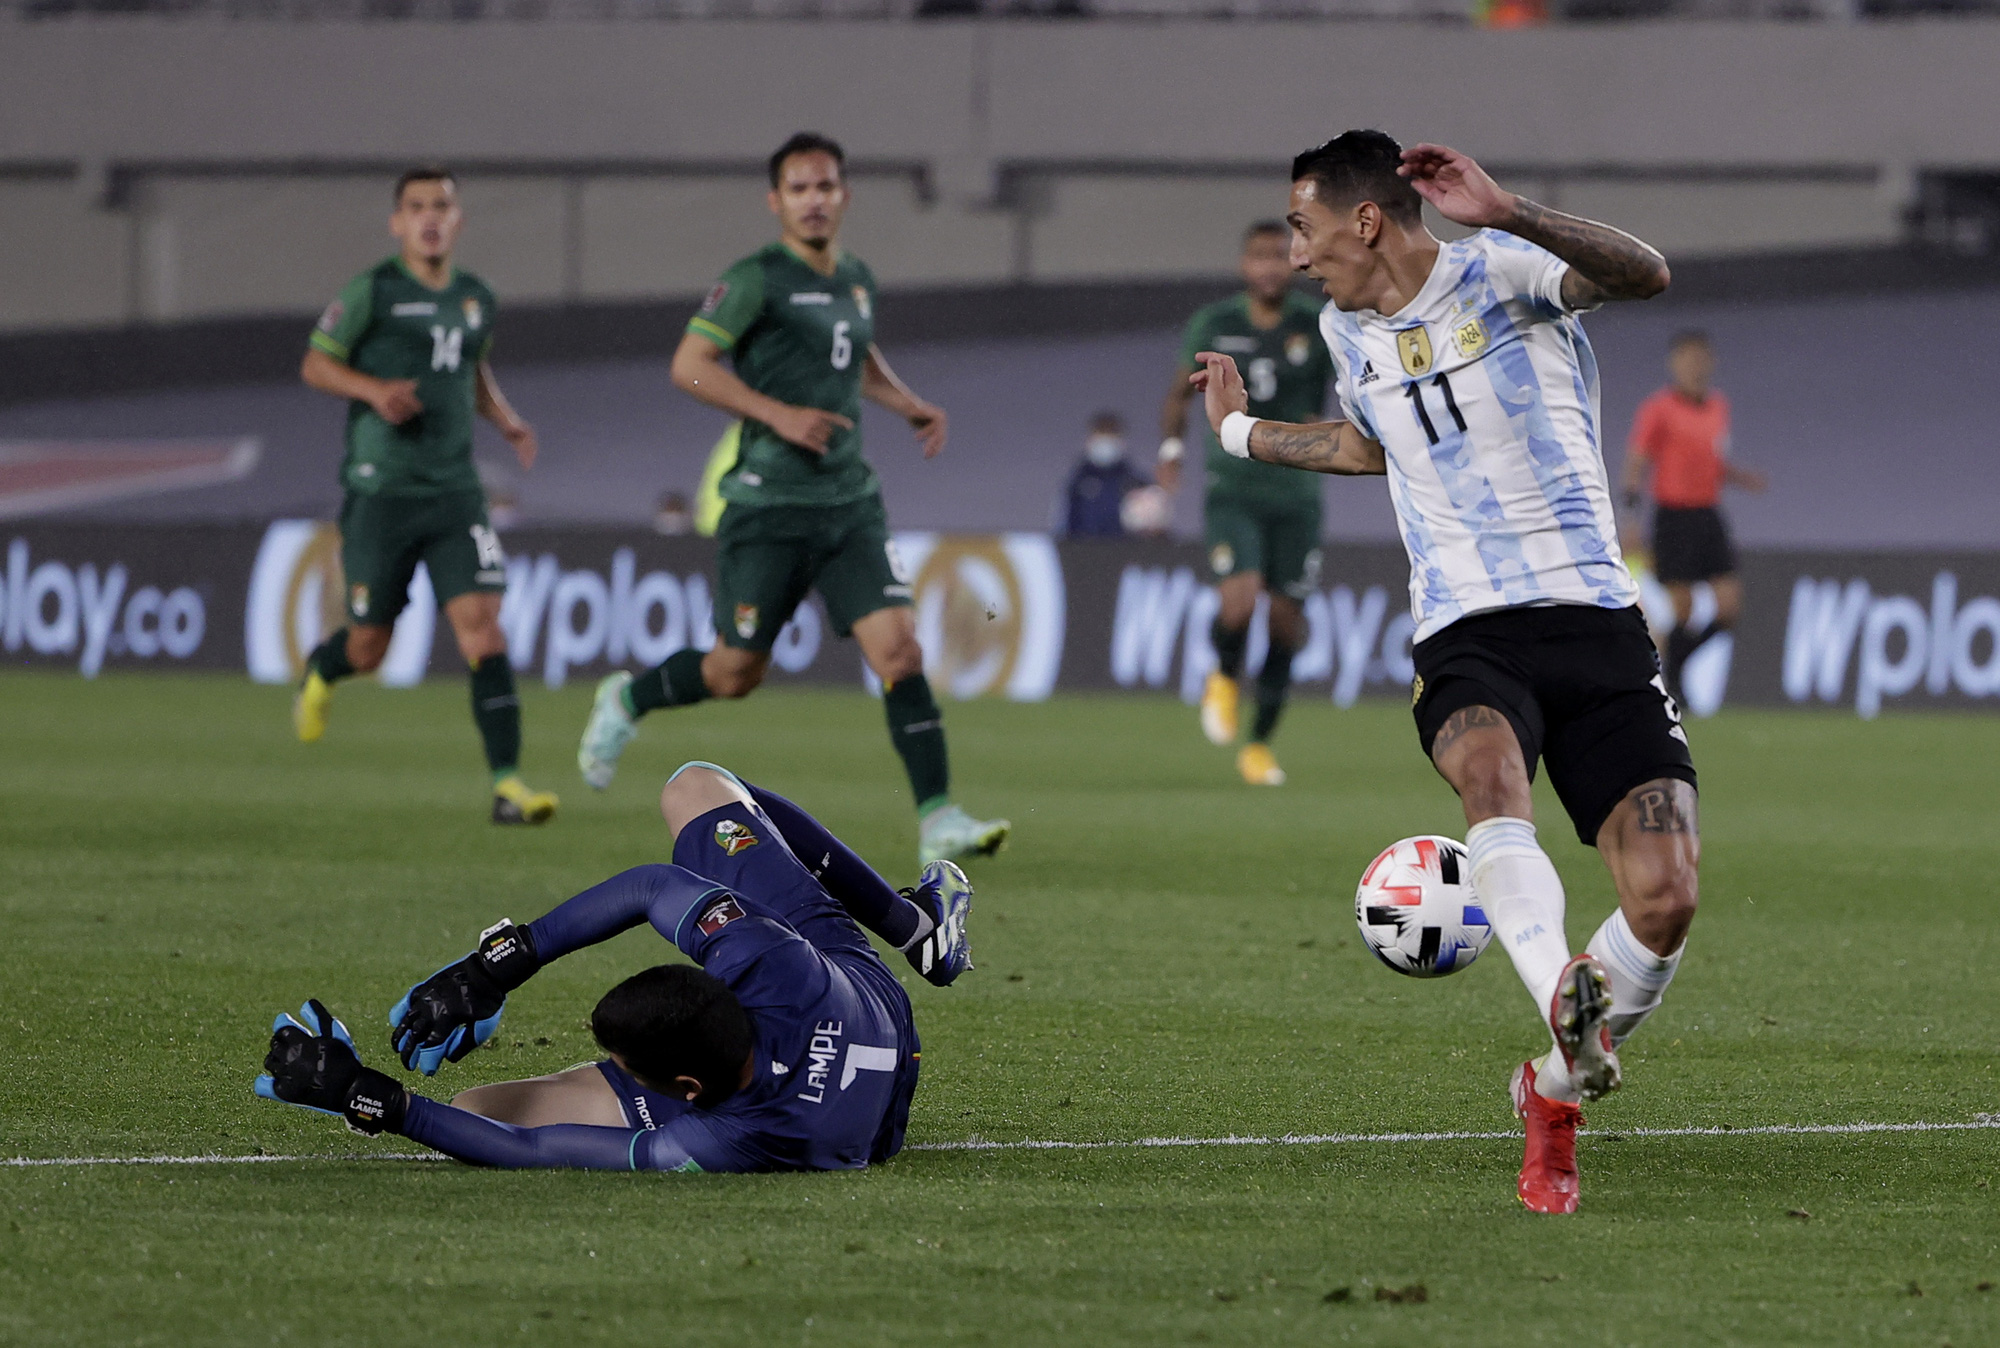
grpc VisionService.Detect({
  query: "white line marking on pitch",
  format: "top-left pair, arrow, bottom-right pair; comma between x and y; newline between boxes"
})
5,1118 -> 1997,1168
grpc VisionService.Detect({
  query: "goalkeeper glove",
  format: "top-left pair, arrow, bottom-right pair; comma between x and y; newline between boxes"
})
388,919 -> 541,1075
254,999 -> 406,1136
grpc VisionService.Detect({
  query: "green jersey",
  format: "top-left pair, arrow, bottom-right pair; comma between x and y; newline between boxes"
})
1178,291 -> 1333,507
689,241 -> 879,509
309,257 -> 496,498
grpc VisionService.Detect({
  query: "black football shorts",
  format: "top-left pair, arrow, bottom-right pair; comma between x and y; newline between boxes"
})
1411,604 -> 1697,845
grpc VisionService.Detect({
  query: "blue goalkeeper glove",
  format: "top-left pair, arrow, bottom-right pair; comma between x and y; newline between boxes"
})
388,919 -> 541,1075
254,999 -> 406,1136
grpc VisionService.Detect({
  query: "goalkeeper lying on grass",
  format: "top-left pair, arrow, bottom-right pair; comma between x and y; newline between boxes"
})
255,761 -> 974,1172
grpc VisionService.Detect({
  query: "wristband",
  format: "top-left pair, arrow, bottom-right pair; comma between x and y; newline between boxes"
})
1157,436 -> 1184,464
474,919 -> 540,993
1219,412 -> 1259,460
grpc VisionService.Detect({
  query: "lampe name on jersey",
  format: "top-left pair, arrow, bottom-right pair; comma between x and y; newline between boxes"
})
1319,230 -> 1638,641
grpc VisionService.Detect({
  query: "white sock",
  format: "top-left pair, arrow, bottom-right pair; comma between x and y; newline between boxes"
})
1586,907 -> 1683,1047
1466,817 -> 1578,1102
1465,816 -> 1572,1017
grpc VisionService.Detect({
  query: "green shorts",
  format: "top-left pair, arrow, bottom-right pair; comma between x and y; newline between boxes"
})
339,489 -> 505,627
1204,494 -> 1324,599
713,495 -> 910,652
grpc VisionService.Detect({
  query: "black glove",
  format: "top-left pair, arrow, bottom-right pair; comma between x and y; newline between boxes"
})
388,920 -> 541,1075
255,999 -> 406,1136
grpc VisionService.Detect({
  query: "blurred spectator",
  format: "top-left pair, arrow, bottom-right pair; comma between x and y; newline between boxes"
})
654,490 -> 694,536
1620,329 -> 1768,699
1062,412 -> 1151,538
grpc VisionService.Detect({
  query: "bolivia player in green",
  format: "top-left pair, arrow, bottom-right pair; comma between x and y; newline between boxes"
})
577,133 -> 1009,866
1157,221 -> 1335,787
295,167 -> 559,825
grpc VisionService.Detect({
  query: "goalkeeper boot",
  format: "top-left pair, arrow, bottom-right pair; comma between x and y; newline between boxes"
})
1511,1059 -> 1583,1214
902,859 -> 974,987
1237,742 -> 1286,786
918,803 -> 1010,866
578,671 -> 639,791
1549,954 -> 1622,1101
293,669 -> 334,744
492,774 -> 559,826
1200,672 -> 1239,746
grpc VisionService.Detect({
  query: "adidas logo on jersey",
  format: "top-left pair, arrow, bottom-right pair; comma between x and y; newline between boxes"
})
1356,360 -> 1380,386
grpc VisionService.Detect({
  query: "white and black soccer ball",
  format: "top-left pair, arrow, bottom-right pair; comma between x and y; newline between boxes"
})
1353,835 -> 1490,978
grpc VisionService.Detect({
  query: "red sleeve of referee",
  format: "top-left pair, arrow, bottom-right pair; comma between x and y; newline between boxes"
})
1628,391 -> 1667,461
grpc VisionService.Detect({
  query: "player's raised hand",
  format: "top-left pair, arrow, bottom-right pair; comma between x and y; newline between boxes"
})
255,998 -> 406,1135
371,378 -> 424,425
769,405 -> 855,456
1398,144 -> 1516,230
1190,352 -> 1249,435
908,401 -> 948,458
389,920 -> 541,1075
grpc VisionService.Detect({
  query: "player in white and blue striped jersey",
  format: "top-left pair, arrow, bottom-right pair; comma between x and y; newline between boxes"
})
1191,130 -> 1698,1215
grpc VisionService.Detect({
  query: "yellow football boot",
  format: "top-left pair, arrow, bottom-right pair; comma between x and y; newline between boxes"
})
293,669 -> 333,744
492,775 -> 559,826
1200,672 -> 1239,746
1237,742 -> 1287,787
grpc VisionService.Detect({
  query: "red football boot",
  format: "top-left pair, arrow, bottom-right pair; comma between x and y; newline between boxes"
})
1549,953 -> 1622,1101
1511,1059 -> 1583,1214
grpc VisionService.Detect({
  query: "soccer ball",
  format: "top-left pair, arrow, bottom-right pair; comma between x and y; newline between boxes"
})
1353,835 -> 1490,978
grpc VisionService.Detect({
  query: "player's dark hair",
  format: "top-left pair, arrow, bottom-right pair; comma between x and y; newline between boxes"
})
1089,410 -> 1124,434
394,166 -> 456,203
1290,131 -> 1423,228
592,964 -> 753,1109
1243,219 -> 1289,245
1669,328 -> 1712,352
768,133 -> 846,187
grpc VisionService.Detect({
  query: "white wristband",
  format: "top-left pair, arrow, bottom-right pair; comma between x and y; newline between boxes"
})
1157,436 -> 1184,464
1219,412 -> 1259,460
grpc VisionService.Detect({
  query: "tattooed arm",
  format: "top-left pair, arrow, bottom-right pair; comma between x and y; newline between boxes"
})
1398,142 -> 1670,307
1191,352 -> 1387,476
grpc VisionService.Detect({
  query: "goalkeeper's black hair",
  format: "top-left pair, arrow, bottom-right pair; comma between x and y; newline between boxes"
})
768,132 -> 846,187
1290,130 -> 1423,228
591,965 -> 753,1108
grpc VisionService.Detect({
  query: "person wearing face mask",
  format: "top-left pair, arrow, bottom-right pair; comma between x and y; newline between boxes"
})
1062,412 -> 1153,538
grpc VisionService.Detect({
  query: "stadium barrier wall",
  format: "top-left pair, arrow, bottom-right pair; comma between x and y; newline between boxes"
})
3,521 -> 1998,719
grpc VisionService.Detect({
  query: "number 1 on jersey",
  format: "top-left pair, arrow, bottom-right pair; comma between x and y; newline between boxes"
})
1404,372 -> 1467,446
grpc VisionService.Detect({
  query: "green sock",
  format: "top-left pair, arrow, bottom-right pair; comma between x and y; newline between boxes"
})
883,673 -> 950,814
626,649 -> 712,718
1211,619 -> 1248,680
1251,640 -> 1296,744
307,629 -> 356,683
469,654 -> 521,778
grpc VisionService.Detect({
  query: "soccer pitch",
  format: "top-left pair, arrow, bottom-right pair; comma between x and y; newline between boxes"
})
2,673 -> 1995,1346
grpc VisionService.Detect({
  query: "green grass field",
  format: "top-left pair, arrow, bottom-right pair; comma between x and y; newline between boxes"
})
2,672 -> 1996,1346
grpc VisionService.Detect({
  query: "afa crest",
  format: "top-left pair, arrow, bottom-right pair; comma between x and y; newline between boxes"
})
1451,315 -> 1489,359
1396,327 -> 1434,377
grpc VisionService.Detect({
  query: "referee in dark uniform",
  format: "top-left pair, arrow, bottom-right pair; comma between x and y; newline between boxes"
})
1620,331 -> 1767,699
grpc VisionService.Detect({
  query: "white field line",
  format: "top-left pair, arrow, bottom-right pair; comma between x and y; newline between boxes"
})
5,1117 -> 1997,1169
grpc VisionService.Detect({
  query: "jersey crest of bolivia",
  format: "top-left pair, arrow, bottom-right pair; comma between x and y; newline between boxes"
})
1320,230 -> 1637,642
691,241 -> 880,510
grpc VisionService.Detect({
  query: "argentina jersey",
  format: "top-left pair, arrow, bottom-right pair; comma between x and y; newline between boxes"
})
1319,229 -> 1638,642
